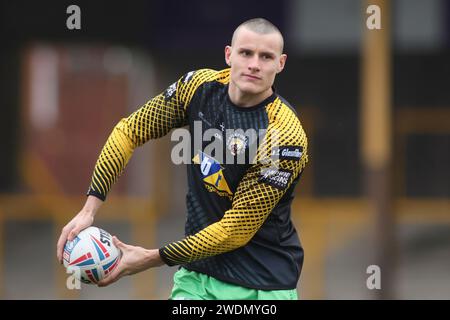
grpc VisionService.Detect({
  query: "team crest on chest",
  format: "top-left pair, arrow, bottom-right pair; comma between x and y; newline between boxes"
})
226,132 -> 248,156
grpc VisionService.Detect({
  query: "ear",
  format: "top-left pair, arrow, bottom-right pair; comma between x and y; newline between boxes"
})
224,46 -> 232,67
277,53 -> 287,73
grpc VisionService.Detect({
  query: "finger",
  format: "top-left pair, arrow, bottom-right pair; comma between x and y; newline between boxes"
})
67,228 -> 80,241
56,228 -> 71,263
98,263 -> 123,287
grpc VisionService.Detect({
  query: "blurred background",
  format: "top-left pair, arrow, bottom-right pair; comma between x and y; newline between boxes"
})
0,0 -> 449,299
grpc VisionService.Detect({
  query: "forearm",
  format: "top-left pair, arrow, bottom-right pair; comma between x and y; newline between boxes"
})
81,195 -> 104,217
87,88 -> 189,200
87,119 -> 136,200
159,208 -> 263,266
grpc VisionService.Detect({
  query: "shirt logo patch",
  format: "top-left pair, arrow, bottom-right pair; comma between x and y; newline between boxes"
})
258,168 -> 293,190
163,82 -> 177,101
271,146 -> 303,161
182,71 -> 195,83
193,151 -> 233,199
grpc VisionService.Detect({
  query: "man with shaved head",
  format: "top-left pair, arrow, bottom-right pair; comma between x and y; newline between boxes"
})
57,18 -> 308,300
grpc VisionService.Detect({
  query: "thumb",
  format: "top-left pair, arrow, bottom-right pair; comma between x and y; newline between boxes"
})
112,236 -> 126,250
67,228 -> 80,241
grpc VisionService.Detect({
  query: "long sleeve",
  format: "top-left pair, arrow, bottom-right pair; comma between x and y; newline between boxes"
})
159,101 -> 308,266
87,69 -> 216,200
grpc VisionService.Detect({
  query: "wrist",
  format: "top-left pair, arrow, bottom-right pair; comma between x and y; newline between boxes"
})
146,249 -> 165,267
82,195 -> 103,217
81,208 -> 97,218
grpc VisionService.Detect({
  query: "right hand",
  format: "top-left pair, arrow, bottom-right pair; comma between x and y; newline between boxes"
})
56,195 -> 103,263
56,210 -> 94,264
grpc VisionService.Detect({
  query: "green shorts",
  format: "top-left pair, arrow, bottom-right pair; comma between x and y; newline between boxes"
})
169,267 -> 298,300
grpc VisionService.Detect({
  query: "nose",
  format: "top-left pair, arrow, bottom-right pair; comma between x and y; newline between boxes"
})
248,55 -> 260,72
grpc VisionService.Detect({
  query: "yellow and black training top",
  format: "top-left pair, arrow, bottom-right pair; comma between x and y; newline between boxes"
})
87,68 -> 308,290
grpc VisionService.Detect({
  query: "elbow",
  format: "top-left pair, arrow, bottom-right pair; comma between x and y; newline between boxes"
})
227,231 -> 253,249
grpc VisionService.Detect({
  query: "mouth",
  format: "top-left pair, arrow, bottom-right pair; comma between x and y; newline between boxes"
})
242,74 -> 261,80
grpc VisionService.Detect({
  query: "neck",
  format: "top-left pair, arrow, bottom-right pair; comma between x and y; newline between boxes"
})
228,83 -> 273,108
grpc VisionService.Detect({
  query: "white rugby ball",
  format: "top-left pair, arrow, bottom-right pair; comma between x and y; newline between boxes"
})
63,226 -> 121,284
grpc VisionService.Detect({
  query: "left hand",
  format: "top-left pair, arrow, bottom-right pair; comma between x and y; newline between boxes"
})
97,236 -> 164,287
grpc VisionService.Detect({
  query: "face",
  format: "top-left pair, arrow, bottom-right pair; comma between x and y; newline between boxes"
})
225,27 -> 287,97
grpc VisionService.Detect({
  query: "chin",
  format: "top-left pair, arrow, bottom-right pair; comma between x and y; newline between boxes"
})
237,82 -> 266,95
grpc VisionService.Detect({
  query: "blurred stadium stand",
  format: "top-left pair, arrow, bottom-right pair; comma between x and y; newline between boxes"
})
0,0 -> 449,299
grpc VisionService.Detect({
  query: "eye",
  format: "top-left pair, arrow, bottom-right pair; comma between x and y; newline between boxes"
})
240,50 -> 251,57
